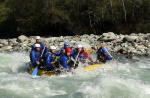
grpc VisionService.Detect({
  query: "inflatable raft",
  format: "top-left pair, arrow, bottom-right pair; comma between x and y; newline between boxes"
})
28,64 -> 59,76
84,62 -> 104,70
28,62 -> 104,76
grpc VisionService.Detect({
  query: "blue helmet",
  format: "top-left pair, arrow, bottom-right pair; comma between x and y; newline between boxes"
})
64,42 -> 70,46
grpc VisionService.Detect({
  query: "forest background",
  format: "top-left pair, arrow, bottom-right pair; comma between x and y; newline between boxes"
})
0,0 -> 150,38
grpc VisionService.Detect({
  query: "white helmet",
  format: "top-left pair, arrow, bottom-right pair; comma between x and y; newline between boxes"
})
50,46 -> 56,50
36,36 -> 41,40
77,44 -> 83,48
34,43 -> 41,48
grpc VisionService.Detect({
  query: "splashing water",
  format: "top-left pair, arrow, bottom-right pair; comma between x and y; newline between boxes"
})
0,52 -> 150,98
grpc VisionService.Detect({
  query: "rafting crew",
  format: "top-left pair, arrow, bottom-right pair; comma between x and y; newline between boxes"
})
44,46 -> 60,71
97,43 -> 113,63
29,36 -> 115,75
30,43 -> 42,68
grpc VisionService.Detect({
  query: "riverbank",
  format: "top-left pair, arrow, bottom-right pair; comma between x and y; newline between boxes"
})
0,32 -> 150,56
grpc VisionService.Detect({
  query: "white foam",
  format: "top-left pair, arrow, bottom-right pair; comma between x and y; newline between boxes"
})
0,52 -> 150,98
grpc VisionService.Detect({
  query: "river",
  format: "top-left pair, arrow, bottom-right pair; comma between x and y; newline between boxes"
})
0,52 -> 150,98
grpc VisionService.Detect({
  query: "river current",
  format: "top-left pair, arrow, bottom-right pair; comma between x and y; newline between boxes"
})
0,52 -> 150,98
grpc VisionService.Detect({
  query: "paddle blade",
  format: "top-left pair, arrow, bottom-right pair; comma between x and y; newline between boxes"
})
32,66 -> 38,76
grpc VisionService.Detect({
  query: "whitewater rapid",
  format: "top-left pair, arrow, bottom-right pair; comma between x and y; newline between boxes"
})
0,52 -> 150,98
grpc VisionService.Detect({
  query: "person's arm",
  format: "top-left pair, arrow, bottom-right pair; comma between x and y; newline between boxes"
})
30,51 -> 37,64
40,42 -> 45,49
102,48 -> 113,59
83,51 -> 93,62
55,51 -> 61,56
61,57 -> 71,69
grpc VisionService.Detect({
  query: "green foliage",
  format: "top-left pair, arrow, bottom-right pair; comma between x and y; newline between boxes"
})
0,0 -> 150,37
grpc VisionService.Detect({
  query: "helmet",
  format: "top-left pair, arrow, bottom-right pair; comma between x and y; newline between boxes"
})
50,46 -> 56,50
77,44 -> 83,48
64,42 -> 70,46
65,47 -> 72,53
34,43 -> 41,48
36,36 -> 41,40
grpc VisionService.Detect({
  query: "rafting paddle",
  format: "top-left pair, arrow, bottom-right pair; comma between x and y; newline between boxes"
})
32,47 -> 45,76
73,50 -> 80,69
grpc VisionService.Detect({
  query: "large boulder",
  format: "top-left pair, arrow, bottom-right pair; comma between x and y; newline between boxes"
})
75,41 -> 93,53
9,38 -> 18,45
1,39 -> 9,45
123,36 -> 138,42
98,32 -> 117,42
17,35 -> 28,43
2,46 -> 12,50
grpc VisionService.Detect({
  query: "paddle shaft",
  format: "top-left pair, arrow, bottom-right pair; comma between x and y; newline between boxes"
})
73,50 -> 80,67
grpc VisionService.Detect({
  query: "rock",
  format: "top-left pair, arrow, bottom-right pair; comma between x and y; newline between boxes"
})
0,44 -> 3,47
131,49 -> 137,54
80,38 -> 90,43
17,35 -> 28,43
1,39 -> 9,45
146,48 -> 150,56
135,45 -> 146,50
123,36 -> 138,42
102,32 -> 115,37
147,35 -> 150,41
9,38 -> 18,45
99,32 -> 116,41
29,38 -> 35,44
147,44 -> 150,48
2,46 -> 12,50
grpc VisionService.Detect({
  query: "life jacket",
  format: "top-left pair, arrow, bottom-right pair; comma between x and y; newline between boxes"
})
97,47 -> 105,57
30,49 -> 41,65
60,54 -> 71,64
36,51 -> 41,59
46,52 -> 57,63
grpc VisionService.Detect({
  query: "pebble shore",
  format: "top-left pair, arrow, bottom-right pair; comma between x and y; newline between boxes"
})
0,32 -> 150,57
